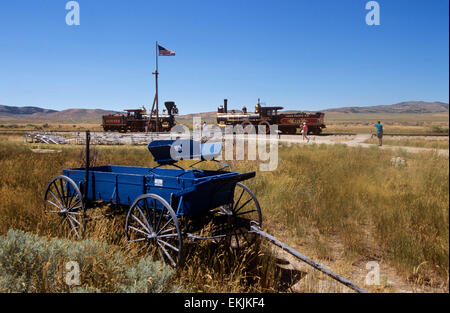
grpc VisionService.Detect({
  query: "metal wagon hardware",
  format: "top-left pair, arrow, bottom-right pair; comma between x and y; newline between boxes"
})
43,131 -> 367,293
43,132 -> 262,268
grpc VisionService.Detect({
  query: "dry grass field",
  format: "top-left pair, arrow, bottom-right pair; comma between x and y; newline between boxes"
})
323,112 -> 449,134
0,122 -> 103,132
364,137 -> 449,150
257,142 -> 448,290
0,133 -> 448,292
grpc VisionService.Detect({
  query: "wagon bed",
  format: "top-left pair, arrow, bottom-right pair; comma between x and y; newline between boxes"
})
62,165 -> 255,216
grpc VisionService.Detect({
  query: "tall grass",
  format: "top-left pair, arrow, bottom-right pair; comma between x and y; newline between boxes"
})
0,135 -> 448,291
231,143 -> 449,288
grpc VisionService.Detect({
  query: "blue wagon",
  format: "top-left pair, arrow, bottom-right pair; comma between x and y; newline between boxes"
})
43,136 -> 262,268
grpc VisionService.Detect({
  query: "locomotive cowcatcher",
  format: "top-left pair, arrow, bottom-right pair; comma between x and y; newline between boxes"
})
147,101 -> 179,133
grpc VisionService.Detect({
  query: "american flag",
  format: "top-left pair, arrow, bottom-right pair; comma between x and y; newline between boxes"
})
158,45 -> 176,56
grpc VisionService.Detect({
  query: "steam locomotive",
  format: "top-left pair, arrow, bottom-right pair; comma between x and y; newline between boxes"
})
217,99 -> 326,135
102,102 -> 178,132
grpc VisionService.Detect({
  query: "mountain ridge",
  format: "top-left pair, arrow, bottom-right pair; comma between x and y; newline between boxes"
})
0,105 -> 118,123
0,104 -> 58,115
322,101 -> 448,114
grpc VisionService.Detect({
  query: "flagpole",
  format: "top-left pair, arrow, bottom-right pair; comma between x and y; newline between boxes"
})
155,41 -> 159,132
156,41 -> 159,72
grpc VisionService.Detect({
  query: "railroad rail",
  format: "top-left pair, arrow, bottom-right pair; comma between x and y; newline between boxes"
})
371,133 -> 449,137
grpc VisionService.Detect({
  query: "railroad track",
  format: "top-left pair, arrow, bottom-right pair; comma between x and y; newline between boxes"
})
2,129 -> 448,136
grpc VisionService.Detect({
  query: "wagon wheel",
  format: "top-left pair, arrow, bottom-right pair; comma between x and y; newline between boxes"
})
211,183 -> 262,249
43,175 -> 85,239
125,194 -> 183,268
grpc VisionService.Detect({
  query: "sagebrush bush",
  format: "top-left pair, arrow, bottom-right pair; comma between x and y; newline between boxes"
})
0,229 -> 183,293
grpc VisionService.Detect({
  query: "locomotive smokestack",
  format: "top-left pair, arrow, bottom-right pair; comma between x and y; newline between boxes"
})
224,99 -> 228,113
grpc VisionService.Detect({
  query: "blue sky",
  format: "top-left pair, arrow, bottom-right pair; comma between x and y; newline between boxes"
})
0,0 -> 448,114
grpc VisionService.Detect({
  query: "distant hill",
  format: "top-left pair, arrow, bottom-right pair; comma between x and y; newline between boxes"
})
177,112 -> 217,119
0,105 -> 58,115
44,109 -> 119,123
0,104 -> 118,123
324,101 -> 449,114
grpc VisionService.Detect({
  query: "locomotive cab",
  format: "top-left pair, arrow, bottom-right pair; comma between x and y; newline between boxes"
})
125,109 -> 145,120
260,106 -> 283,118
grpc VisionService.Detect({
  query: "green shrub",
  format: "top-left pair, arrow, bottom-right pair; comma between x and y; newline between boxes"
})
0,124 -> 20,129
0,229 -> 183,293
429,125 -> 449,134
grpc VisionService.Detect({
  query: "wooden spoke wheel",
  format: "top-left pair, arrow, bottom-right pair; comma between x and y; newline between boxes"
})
211,183 -> 262,248
43,175 -> 85,239
125,194 -> 183,268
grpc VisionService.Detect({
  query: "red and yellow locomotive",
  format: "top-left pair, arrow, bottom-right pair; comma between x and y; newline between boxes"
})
102,102 -> 178,133
217,99 -> 326,135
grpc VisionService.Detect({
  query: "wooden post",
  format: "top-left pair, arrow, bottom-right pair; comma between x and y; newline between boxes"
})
84,130 -> 90,202
147,94 -> 157,133
154,41 -> 160,133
